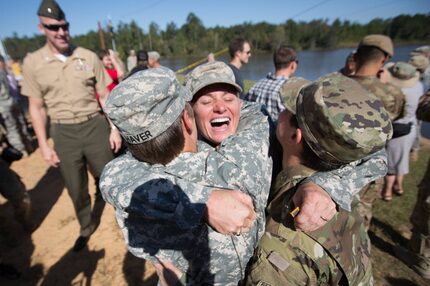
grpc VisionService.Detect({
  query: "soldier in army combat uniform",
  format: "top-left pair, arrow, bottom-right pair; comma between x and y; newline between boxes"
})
349,34 -> 406,229
100,62 -> 387,285
244,74 -> 392,285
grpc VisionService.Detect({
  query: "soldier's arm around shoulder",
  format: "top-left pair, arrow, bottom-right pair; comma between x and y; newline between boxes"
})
417,89 -> 430,122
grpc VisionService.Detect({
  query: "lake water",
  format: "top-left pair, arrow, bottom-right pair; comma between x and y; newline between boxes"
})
160,44 -> 430,138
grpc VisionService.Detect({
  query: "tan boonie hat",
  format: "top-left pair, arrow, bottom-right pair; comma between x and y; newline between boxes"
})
359,34 -> 394,57
408,54 -> 429,73
105,67 -> 192,145
184,61 -> 242,97
296,74 -> 392,164
279,77 -> 311,114
387,62 -> 419,88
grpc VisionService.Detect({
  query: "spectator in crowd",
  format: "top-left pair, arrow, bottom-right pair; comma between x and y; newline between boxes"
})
0,55 -> 29,156
394,88 -> 430,279
349,34 -> 405,229
21,0 -> 121,252
382,62 -> 423,200
148,51 -> 162,68
127,50 -> 148,78
228,37 -> 251,97
98,49 -> 125,92
126,49 -> 137,72
339,50 -> 356,76
245,45 -> 298,121
408,54 -> 430,162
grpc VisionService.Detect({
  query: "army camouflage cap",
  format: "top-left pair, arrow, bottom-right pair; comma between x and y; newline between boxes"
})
279,77 -> 311,114
358,34 -> 394,57
104,67 -> 192,145
37,0 -> 66,20
408,54 -> 429,73
184,61 -> 242,97
296,74 -> 392,164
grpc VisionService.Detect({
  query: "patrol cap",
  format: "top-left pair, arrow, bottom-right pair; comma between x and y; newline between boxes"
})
387,62 -> 419,88
279,77 -> 311,114
148,51 -> 160,61
185,61 -> 242,97
408,54 -> 429,73
136,50 -> 148,61
296,74 -> 392,164
358,34 -> 394,57
37,0 -> 65,20
104,67 -> 192,145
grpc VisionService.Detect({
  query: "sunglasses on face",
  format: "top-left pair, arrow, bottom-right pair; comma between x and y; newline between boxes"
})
42,22 -> 69,32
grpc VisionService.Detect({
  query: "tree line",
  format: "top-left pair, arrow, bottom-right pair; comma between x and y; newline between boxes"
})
4,13 -> 429,61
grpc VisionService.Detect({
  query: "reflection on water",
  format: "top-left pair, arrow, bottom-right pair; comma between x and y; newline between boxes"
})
161,44 -> 430,138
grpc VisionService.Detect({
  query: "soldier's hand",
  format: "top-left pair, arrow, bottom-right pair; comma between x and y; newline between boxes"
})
40,145 -> 60,167
292,182 -> 337,232
109,128 -> 122,153
204,189 -> 256,235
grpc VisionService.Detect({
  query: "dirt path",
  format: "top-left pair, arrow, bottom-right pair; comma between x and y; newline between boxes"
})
0,140 -> 157,286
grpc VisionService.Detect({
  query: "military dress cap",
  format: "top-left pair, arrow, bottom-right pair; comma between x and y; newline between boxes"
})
185,61 -> 242,97
279,77 -> 311,114
387,62 -> 419,88
296,74 -> 392,164
37,0 -> 66,20
358,34 -> 394,57
409,54 -> 429,73
104,67 -> 192,145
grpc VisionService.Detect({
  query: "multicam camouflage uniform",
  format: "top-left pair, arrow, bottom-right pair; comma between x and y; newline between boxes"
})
245,75 -> 392,286
350,75 -> 406,229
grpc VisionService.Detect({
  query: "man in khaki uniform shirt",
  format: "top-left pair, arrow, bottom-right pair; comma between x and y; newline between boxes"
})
21,0 -> 121,251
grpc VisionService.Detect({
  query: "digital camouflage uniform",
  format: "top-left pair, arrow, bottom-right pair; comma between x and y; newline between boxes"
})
0,70 -> 26,153
350,75 -> 405,229
245,74 -> 392,286
394,89 -> 430,278
101,67 -> 273,285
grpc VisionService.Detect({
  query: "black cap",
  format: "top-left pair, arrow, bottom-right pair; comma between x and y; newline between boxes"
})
137,50 -> 148,61
37,0 -> 66,20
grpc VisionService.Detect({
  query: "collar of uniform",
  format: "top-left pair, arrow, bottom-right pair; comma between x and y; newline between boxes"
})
349,74 -> 377,81
41,44 -> 81,62
273,164 -> 316,192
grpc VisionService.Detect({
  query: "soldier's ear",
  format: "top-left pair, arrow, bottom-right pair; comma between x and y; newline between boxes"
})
182,108 -> 195,134
292,127 -> 303,145
38,23 -> 46,35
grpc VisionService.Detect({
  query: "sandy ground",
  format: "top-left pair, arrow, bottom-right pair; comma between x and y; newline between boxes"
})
0,140 -> 158,286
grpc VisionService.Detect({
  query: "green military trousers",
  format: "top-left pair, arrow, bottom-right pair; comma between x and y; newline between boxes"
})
50,114 -> 114,237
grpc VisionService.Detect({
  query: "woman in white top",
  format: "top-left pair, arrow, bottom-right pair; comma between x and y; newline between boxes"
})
382,62 -> 424,201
